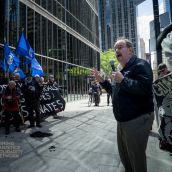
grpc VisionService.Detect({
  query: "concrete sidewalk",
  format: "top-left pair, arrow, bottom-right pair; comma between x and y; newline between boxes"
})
63,94 -> 172,172
0,94 -> 171,172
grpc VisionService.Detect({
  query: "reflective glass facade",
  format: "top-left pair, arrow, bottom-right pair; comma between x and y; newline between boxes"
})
98,0 -> 112,51
110,0 -> 145,55
0,0 -> 100,101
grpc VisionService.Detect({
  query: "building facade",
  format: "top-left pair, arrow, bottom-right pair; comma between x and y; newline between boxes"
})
0,0 -> 100,101
139,38 -> 146,60
98,0 -> 144,53
163,0 -> 171,21
163,0 -> 170,13
150,12 -> 171,79
98,0 -> 112,51
110,0 -> 145,55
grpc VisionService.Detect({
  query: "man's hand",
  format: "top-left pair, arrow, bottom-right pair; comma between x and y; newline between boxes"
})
112,71 -> 124,83
91,68 -> 104,83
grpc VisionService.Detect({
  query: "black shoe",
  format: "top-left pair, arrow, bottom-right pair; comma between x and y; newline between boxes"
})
53,115 -> 60,119
15,127 -> 21,132
36,124 -> 42,128
27,124 -> 35,128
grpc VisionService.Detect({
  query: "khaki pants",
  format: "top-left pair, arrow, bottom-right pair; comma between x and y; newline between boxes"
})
117,113 -> 154,172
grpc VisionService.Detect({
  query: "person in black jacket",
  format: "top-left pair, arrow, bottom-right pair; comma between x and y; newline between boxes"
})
22,75 -> 42,128
92,38 -> 154,172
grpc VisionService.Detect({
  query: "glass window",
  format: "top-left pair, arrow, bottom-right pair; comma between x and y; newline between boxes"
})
35,12 -> 41,53
9,0 -> 18,46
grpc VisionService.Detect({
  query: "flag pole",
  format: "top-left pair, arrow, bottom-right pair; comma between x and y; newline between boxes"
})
3,38 -> 7,79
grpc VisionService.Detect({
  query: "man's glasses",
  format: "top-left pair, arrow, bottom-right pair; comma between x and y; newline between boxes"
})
114,45 -> 127,52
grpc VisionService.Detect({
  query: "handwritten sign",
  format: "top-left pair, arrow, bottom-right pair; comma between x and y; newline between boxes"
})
0,84 -> 66,120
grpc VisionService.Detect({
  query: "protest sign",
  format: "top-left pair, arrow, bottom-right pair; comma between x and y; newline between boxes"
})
0,84 -> 66,121
153,73 -> 172,145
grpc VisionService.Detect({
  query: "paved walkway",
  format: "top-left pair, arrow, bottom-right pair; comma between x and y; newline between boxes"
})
0,94 -> 172,172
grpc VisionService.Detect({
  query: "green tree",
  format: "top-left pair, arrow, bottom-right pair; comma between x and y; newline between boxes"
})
68,67 -> 90,76
100,49 -> 118,76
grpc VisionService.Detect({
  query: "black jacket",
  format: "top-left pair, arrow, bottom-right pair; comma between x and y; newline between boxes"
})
100,56 -> 154,122
22,80 -> 42,102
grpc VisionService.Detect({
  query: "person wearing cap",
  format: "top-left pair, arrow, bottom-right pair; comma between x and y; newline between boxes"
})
34,74 -> 40,81
33,74 -> 44,87
158,63 -> 171,78
33,74 -> 41,83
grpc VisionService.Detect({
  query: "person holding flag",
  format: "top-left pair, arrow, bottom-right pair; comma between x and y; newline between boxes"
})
15,31 -> 44,127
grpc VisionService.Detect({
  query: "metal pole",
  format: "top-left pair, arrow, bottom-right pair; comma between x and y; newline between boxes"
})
170,0 -> 172,22
152,0 -> 162,65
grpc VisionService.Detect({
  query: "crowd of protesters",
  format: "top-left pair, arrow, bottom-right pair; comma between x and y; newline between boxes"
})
0,73 -> 61,135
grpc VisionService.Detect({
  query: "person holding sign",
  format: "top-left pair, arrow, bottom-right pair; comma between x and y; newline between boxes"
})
47,74 -> 62,118
91,38 -> 154,172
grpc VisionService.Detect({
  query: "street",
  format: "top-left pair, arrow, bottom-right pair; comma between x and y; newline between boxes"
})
0,94 -> 172,172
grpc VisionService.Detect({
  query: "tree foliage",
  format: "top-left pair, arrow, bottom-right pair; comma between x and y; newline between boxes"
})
68,67 -> 90,76
100,49 -> 119,76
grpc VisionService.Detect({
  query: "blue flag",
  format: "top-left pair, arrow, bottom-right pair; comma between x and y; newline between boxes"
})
15,32 -> 34,62
31,58 -> 43,76
9,63 -> 15,72
4,41 -> 20,72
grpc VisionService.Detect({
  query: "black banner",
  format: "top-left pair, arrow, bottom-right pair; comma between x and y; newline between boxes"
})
40,84 -> 65,116
153,73 -> 172,145
0,84 -> 66,119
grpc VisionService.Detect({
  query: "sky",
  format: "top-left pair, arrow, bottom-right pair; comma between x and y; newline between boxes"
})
137,0 -> 164,53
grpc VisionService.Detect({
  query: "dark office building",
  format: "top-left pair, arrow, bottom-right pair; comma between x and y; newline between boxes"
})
110,0 -> 145,55
98,0 -> 112,51
98,0 -> 145,53
0,0 -> 100,101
